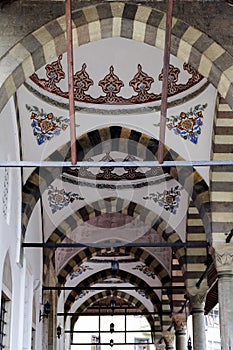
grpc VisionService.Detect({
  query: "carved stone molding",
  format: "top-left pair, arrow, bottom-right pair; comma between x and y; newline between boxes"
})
163,330 -> 175,347
187,282 -> 208,309
173,314 -> 187,332
213,244 -> 233,274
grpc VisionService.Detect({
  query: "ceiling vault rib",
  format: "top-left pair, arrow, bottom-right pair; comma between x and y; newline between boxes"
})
157,0 -> 173,164
66,0 -> 77,165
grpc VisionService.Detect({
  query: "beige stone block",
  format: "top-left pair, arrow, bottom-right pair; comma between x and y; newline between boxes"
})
186,263 -> 206,272
181,26 -> 202,45
4,75 -> 16,98
133,21 -> 146,42
43,40 -> 57,63
211,192 -> 233,202
112,17 -> 122,37
204,42 -> 225,61
213,153 -> 233,160
187,234 -> 206,241
110,2 -> 125,18
88,21 -> 101,42
215,135 -> 233,144
198,55 -> 212,78
177,40 -> 192,63
188,207 -> 199,214
188,218 -> 203,226
218,73 -> 231,98
135,6 -> 151,22
218,104 -> 232,112
33,26 -> 53,45
224,65 -> 233,82
56,16 -> 67,32
73,28 -> 79,49
186,248 -> 206,256
212,212 -> 233,222
212,172 -> 233,182
83,6 -> 99,22
216,118 -> 233,127
10,43 -> 31,63
22,56 -> 35,79
155,27 -> 165,50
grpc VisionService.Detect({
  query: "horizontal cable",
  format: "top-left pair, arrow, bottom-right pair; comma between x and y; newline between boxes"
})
0,160 -> 233,167
43,286 -> 184,291
23,241 -> 209,248
71,343 -> 155,346
58,311 -> 170,316
65,330 -> 152,333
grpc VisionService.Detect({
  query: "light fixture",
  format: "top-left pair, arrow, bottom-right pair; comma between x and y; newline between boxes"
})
227,0 -> 233,6
110,299 -> 116,311
39,301 -> 51,322
110,339 -> 114,347
187,336 -> 192,350
111,260 -> 119,277
57,325 -> 62,339
110,323 -> 114,333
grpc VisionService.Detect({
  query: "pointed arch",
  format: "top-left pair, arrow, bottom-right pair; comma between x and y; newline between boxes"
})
1,2 -> 233,114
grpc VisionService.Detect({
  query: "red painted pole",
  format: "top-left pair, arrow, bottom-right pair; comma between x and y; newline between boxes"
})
66,0 -> 77,165
157,0 -> 173,164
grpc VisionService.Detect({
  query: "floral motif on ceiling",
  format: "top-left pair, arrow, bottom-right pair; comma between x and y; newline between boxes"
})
166,103 -> 208,144
63,153 -> 164,182
132,264 -> 156,280
26,104 -> 69,145
137,289 -> 149,299
143,186 -> 182,214
30,54 -> 203,105
70,265 -> 93,280
47,185 -> 85,214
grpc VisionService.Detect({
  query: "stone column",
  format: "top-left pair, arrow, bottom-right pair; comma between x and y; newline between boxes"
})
162,330 -> 175,350
188,284 -> 208,350
173,314 -> 187,350
214,244 -> 233,350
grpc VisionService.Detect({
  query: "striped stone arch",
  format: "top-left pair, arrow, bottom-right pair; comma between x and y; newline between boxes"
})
22,126 -> 210,242
69,290 -> 160,332
1,2 -> 233,114
211,97 -> 233,240
46,198 -> 184,281
64,269 -> 162,314
55,245 -> 171,288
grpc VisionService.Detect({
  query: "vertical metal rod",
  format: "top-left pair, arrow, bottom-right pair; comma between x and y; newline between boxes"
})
124,308 -> 127,343
66,0 -> 77,165
157,0 -> 173,164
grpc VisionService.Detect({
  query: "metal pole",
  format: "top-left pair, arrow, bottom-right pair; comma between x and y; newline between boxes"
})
157,0 -> 173,164
66,0 -> 77,165
1,160 -> 233,168
43,286 -> 184,291
23,241 -> 209,248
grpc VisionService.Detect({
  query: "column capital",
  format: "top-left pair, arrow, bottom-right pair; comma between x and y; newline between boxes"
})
211,244 -> 233,274
163,330 -> 175,348
172,314 -> 187,332
187,283 -> 208,309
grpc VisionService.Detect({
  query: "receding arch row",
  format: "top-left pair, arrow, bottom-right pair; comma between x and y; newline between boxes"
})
69,290 -> 161,333
22,126 -> 210,243
46,198 -> 183,280
64,268 -> 162,315
1,2 -> 233,114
